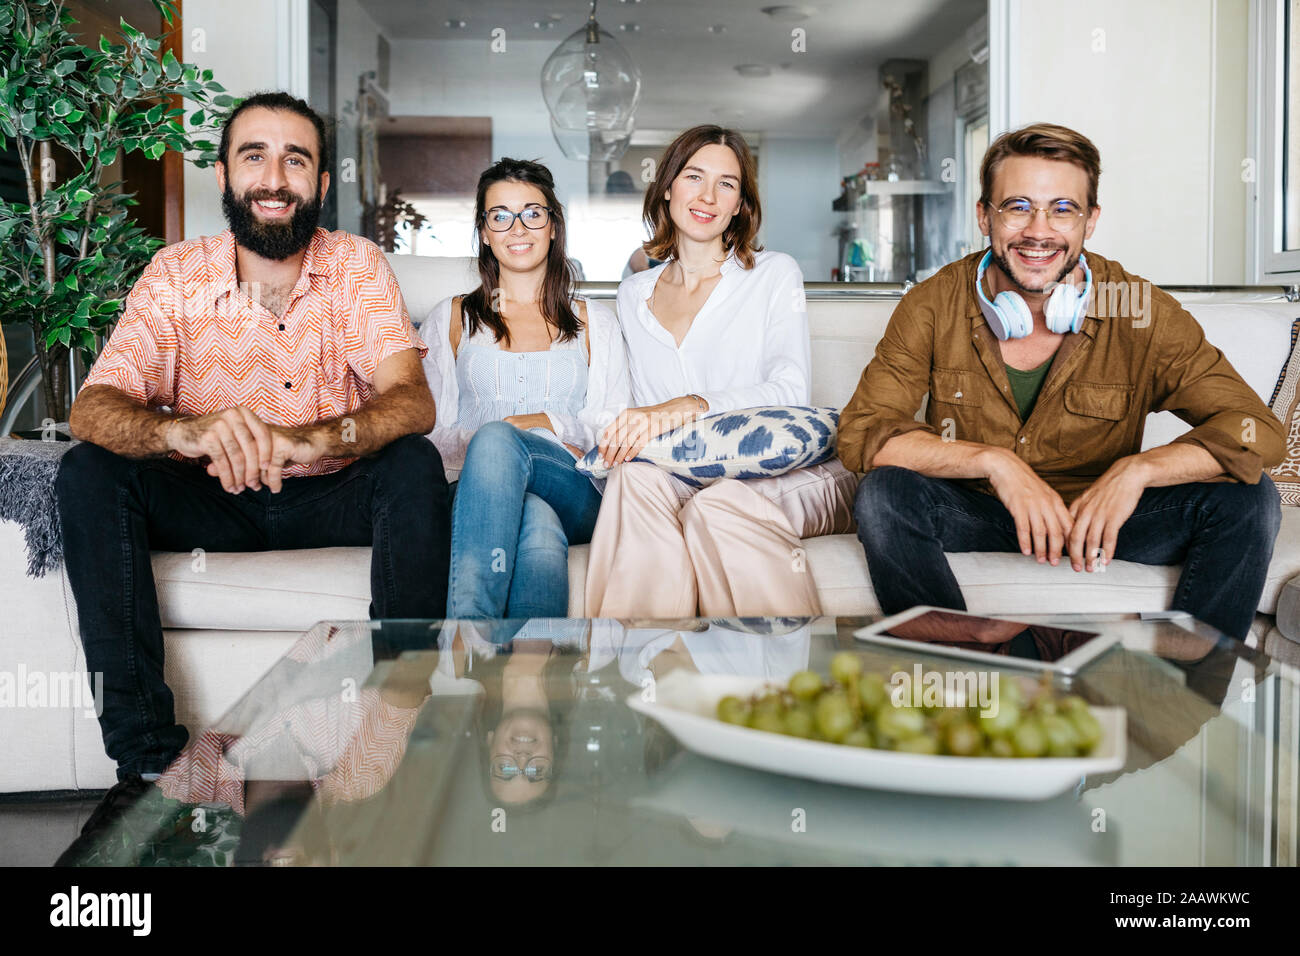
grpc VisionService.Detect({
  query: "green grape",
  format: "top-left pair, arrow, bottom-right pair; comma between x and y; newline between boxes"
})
944,720 -> 982,756
1067,708 -> 1103,753
999,676 -> 1026,707
1011,717 -> 1047,757
1058,694 -> 1089,715
751,710 -> 785,735
717,696 -> 751,725
977,700 -> 1020,738
875,704 -> 926,740
1041,714 -> 1080,757
829,651 -> 864,686
815,691 -> 855,742
857,673 -> 889,713
788,669 -> 824,702
843,726 -> 874,748
1034,696 -> 1059,717
783,707 -> 815,738
895,734 -> 940,755
989,736 -> 1016,758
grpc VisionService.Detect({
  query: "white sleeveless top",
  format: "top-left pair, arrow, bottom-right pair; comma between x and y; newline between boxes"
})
419,293 -> 631,481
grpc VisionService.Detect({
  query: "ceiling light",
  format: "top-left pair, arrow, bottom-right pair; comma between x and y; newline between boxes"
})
734,64 -> 772,78
708,24 -> 727,34
445,18 -> 467,29
619,22 -> 640,32
761,5 -> 814,22
541,0 -> 642,161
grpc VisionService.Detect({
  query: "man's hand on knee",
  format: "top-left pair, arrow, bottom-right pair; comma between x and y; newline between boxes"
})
984,447 -> 1073,565
1067,456 -> 1148,572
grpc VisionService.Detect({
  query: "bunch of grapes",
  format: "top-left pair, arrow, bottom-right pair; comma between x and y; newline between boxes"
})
714,652 -> 1103,758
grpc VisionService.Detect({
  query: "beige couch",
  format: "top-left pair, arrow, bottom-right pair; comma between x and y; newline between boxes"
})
2,253 -> 1298,793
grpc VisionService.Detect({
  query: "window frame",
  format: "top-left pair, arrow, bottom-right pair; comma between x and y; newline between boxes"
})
1253,0 -> 1300,279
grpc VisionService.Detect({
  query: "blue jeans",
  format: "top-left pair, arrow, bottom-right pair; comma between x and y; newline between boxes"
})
448,421 -> 602,618
853,466 -> 1282,640
55,435 -> 451,779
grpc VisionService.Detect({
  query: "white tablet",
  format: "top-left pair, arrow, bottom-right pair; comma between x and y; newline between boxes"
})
853,607 -> 1120,676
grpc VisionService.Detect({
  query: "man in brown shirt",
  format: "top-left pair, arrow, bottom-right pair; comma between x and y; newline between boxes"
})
838,124 -> 1284,640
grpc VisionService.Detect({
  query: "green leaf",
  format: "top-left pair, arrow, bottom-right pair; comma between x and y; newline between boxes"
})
119,17 -> 141,40
162,48 -> 180,81
189,108 -> 205,126
96,74 -> 116,95
52,98 -> 72,117
73,188 -> 93,202
63,274 -> 79,292
55,58 -> 78,77
99,35 -> 112,55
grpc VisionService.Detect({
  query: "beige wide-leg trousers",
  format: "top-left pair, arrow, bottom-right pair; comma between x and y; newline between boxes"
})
584,460 -> 859,618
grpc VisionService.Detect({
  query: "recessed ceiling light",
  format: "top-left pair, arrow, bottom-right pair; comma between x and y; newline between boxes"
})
761,5 -> 814,22
708,24 -> 727,34
445,18 -> 467,29
734,64 -> 772,78
533,20 -> 557,29
619,22 -> 640,32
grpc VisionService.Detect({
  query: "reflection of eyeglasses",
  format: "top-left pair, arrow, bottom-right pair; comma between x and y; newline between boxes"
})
483,206 -> 552,232
989,198 -> 1088,231
491,756 -> 553,782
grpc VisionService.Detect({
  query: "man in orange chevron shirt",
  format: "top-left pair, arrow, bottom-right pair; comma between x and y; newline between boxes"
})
54,92 -> 449,862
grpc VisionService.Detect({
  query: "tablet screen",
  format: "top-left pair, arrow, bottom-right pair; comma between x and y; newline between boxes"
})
882,610 -> 1102,664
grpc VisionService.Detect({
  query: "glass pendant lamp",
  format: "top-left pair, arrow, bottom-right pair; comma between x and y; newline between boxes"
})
540,0 -> 641,161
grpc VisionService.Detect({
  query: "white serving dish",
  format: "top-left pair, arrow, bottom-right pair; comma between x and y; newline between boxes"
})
628,672 -> 1126,801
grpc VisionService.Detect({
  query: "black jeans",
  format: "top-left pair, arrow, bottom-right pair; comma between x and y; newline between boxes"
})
853,466 -> 1282,641
55,434 -> 451,780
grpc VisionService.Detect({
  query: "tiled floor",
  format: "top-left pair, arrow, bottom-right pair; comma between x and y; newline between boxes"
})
0,792 -> 100,866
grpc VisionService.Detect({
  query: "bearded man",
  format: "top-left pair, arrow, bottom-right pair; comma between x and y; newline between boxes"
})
54,92 -> 450,858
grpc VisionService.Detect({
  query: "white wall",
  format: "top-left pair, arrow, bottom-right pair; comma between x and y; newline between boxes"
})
1012,0 -> 1249,284
759,137 -> 840,281
180,0 -> 281,240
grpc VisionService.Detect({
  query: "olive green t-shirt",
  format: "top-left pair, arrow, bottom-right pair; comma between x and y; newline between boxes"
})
1005,357 -> 1053,421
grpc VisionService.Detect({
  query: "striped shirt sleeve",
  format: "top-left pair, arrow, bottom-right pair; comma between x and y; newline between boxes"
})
81,252 -> 178,406
340,236 -> 427,383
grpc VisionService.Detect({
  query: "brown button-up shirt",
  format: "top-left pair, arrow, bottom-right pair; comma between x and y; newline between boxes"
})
837,249 -> 1287,504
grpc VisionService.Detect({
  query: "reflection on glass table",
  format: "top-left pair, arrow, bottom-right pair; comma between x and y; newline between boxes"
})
77,614 -> 1297,867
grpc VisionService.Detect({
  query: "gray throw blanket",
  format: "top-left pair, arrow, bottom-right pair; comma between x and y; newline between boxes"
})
0,436 -> 77,577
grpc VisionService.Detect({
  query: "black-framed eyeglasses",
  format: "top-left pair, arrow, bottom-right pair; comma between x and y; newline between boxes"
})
491,755 -> 554,782
483,206 -> 552,232
989,197 -> 1089,232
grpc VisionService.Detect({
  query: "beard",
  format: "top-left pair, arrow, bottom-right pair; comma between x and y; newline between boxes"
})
222,181 -> 322,260
989,241 -> 1080,295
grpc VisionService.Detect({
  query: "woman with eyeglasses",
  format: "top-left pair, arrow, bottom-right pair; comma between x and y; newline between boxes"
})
584,125 -> 859,617
420,158 -> 630,618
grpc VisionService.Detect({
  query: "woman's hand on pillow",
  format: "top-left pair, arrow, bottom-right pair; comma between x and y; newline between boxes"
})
598,396 -> 701,467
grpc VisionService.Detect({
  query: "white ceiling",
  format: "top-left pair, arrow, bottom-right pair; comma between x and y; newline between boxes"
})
355,0 -> 986,136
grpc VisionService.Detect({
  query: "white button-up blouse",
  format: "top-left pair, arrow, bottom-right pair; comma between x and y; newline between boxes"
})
615,249 -> 812,414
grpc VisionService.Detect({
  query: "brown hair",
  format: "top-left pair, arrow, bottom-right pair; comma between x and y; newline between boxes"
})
979,123 -> 1102,210
463,157 -> 581,348
642,125 -> 763,269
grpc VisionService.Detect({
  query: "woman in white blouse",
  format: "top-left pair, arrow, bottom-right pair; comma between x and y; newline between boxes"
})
586,126 -> 858,617
421,158 -> 629,618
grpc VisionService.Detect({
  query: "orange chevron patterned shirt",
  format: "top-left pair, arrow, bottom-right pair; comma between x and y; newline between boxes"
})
83,228 -> 427,477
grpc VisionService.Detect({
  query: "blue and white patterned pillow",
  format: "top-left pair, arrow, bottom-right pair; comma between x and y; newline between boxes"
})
577,405 -> 839,488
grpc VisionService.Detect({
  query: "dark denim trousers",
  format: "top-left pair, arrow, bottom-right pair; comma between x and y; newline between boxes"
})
55,434 -> 451,780
853,465 -> 1282,640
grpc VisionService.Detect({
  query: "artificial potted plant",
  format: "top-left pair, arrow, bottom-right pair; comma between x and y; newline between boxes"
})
0,0 -> 230,427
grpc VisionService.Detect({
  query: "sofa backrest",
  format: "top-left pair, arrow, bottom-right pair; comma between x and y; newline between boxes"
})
388,253 -> 1297,451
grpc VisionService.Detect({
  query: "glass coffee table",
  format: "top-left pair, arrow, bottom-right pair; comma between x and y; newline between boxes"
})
80,614 -> 1298,866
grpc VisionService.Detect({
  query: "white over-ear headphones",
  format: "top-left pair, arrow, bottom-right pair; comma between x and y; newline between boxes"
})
975,250 -> 1093,340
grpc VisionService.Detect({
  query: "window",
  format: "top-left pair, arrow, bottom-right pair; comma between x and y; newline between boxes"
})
1255,0 -> 1300,277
